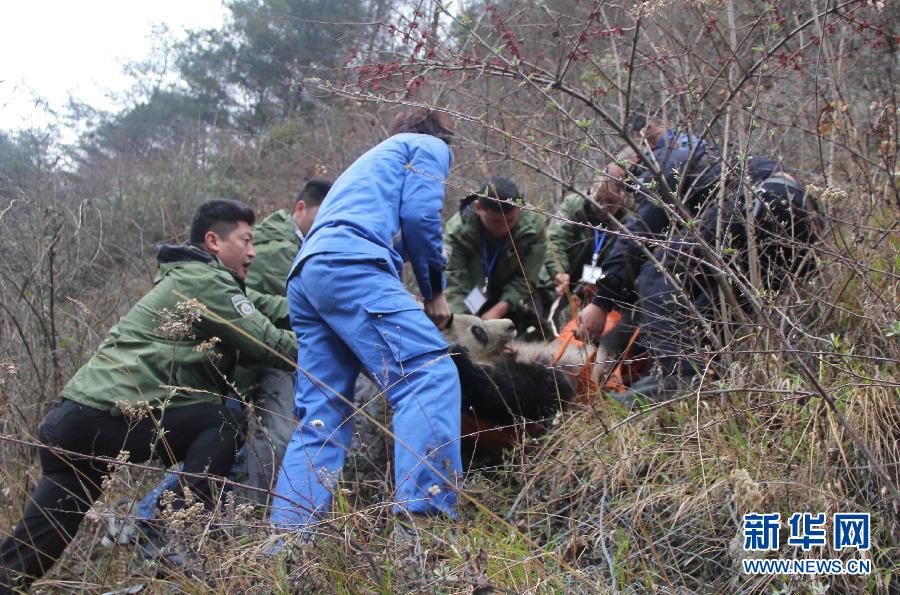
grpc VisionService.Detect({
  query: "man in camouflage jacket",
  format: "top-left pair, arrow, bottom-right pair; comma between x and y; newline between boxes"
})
540,160 -> 631,305
131,180 -> 331,519
231,180 -> 329,503
443,177 -> 547,332
0,199 -> 295,589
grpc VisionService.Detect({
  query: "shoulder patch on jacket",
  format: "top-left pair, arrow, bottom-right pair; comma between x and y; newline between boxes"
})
230,294 -> 256,317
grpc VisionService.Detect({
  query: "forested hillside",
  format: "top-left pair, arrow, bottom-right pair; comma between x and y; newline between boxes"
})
0,0 -> 897,592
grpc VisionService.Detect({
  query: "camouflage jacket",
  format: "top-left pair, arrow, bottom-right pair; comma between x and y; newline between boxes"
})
244,209 -> 301,297
540,193 -> 623,288
62,244 -> 297,413
443,201 -> 547,315
236,208 -> 301,394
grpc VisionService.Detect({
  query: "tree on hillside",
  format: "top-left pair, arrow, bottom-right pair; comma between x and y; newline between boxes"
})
0,130 -> 57,200
176,0 -> 369,130
78,91 -> 221,161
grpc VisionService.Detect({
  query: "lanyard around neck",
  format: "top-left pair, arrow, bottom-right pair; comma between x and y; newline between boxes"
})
482,236 -> 502,291
593,228 -> 607,255
592,229 -> 607,266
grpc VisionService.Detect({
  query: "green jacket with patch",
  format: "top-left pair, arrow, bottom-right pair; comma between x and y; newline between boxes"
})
235,208 -> 300,395
62,244 -> 297,413
540,193 -> 623,289
244,209 -> 301,297
443,201 -> 547,315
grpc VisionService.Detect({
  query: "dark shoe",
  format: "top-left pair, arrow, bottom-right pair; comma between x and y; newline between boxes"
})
0,565 -> 25,594
391,513 -> 462,564
102,497 -> 141,548
390,515 -> 426,550
260,531 -> 314,558
390,516 -> 428,580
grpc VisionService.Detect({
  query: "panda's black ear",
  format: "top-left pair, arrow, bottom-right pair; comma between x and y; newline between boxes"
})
471,325 -> 489,345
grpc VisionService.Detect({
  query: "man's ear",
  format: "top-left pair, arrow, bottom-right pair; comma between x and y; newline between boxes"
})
203,230 -> 221,255
293,200 -> 307,228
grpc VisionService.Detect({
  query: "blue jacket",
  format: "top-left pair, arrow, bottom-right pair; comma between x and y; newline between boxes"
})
294,133 -> 451,300
653,128 -> 702,153
639,129 -> 718,197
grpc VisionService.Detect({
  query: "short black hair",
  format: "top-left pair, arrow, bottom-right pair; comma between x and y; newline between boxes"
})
296,179 -> 332,208
627,103 -> 662,133
189,198 -> 256,245
628,113 -> 647,134
474,177 -> 522,213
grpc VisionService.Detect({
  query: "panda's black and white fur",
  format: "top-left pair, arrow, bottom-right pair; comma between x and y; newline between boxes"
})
354,313 -> 610,459
444,314 -> 607,427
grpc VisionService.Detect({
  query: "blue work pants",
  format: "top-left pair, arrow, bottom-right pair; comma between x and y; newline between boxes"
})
270,254 -> 461,528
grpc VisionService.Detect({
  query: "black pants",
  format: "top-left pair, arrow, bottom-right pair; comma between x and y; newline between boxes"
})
0,398 -> 242,588
635,265 -> 716,378
633,189 -> 817,380
634,238 -> 719,380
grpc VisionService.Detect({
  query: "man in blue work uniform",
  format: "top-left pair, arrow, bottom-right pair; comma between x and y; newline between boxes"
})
270,109 -> 461,531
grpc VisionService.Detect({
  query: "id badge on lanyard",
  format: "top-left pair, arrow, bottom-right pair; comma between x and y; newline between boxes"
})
580,229 -> 607,284
464,286 -> 488,314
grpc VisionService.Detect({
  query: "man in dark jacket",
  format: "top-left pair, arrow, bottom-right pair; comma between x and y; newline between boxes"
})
0,199 -> 297,590
579,127 -> 722,338
584,154 -> 819,404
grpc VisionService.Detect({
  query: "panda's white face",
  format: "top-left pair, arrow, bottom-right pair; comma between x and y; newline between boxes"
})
443,314 -> 516,362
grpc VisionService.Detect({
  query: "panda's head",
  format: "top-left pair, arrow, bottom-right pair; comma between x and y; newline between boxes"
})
443,314 -> 516,362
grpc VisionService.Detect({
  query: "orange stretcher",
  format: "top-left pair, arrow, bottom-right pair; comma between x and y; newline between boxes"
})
552,311 -> 642,401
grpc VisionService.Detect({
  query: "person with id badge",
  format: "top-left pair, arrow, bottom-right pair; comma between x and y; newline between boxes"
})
443,177 -> 547,332
540,157 -> 633,306
580,228 -> 607,283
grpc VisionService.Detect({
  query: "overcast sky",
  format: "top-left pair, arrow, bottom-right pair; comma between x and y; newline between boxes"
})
0,0 -> 226,133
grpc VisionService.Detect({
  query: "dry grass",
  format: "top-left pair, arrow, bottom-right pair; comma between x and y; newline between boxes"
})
1,0 -> 897,587
3,357 -> 894,593
2,169 -> 897,594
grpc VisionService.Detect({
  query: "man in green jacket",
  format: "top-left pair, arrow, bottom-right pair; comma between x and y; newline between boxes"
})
236,179 -> 329,503
129,179 -> 331,521
540,159 -> 631,303
0,199 -> 297,589
244,179 -> 329,296
444,177 -> 547,331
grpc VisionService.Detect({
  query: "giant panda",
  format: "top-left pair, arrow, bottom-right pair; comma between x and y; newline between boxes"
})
444,314 -> 604,428
352,314 -> 611,462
